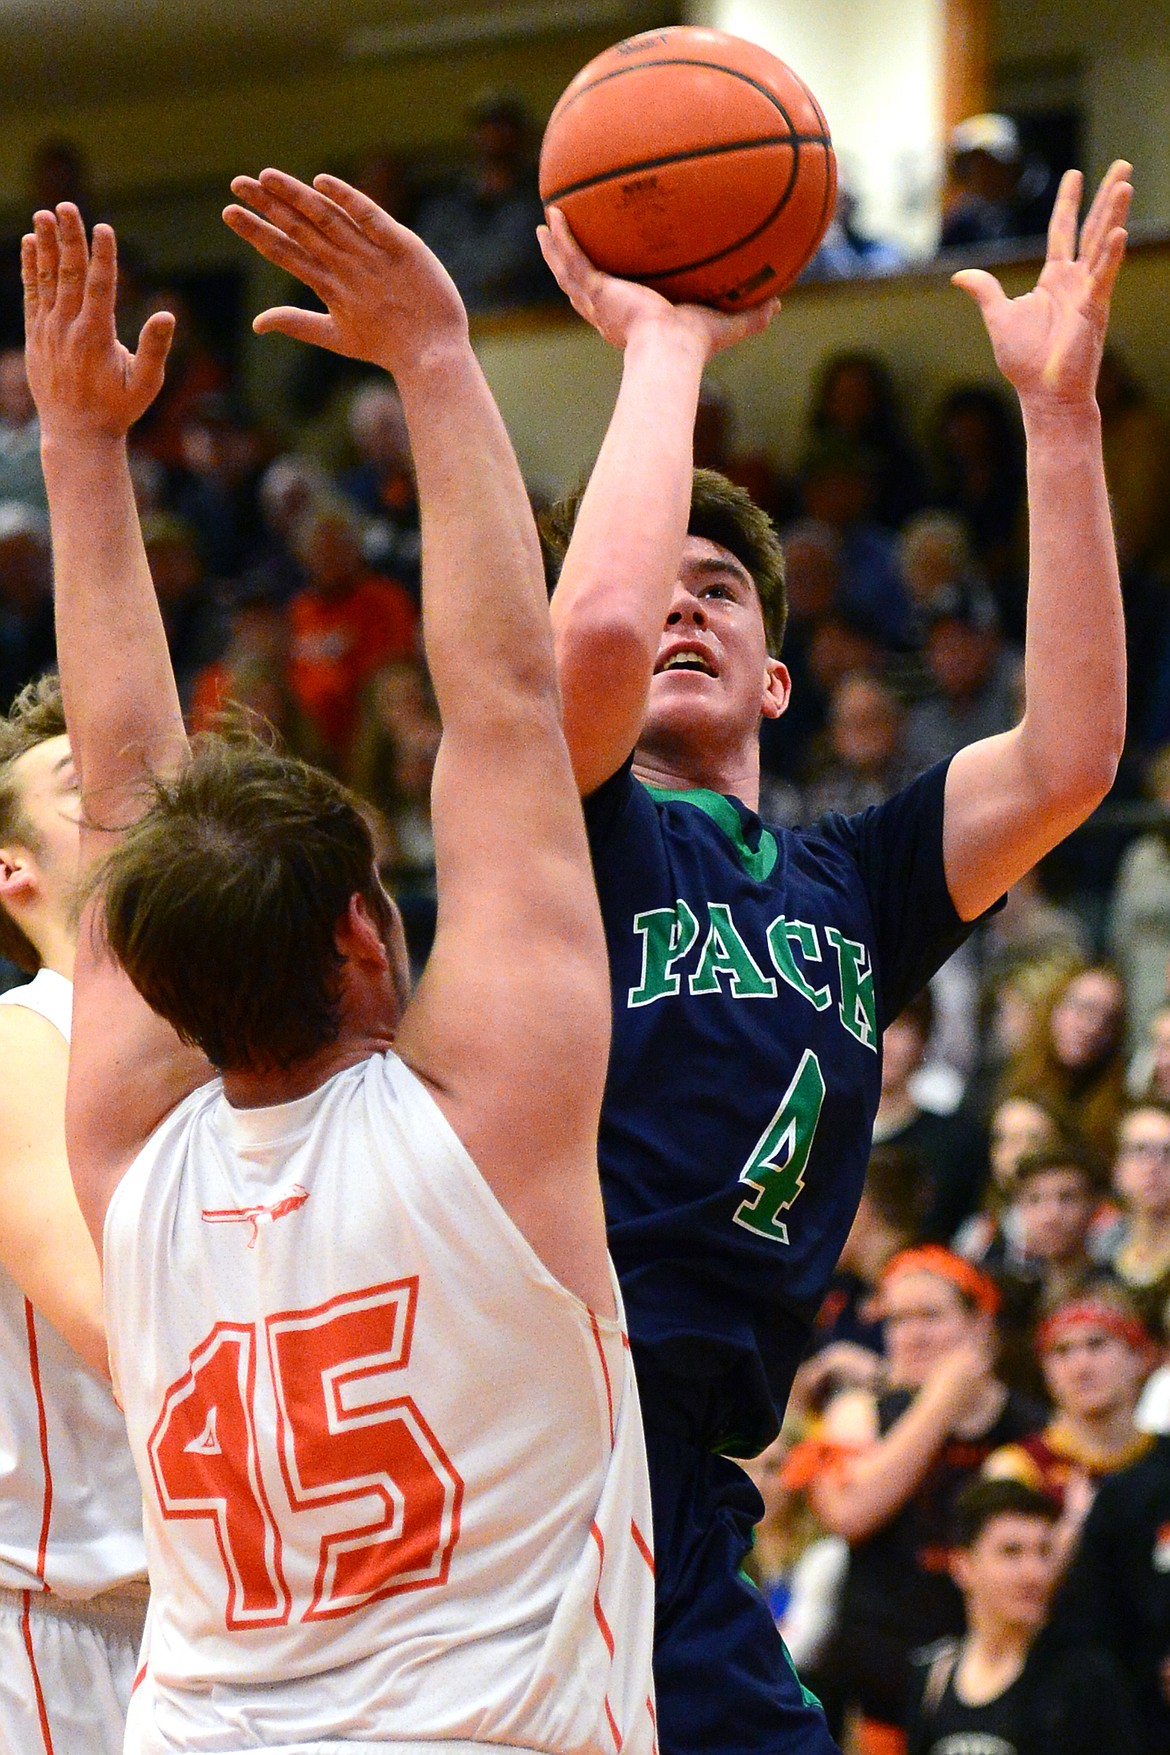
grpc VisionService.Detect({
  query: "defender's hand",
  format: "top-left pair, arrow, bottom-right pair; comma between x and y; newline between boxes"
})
952,160 -> 1132,410
538,206 -> 778,359
224,170 -> 468,378
23,206 -> 174,443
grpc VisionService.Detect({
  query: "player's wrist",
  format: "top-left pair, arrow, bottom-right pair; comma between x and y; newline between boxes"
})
623,313 -> 710,371
1017,391 -> 1102,437
40,422 -> 132,463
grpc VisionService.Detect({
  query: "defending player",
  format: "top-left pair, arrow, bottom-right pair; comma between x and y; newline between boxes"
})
539,162 -> 1132,1754
25,184 -> 654,1751
0,675 -> 148,1753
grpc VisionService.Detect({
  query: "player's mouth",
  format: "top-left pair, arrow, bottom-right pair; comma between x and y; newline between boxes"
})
654,643 -> 718,678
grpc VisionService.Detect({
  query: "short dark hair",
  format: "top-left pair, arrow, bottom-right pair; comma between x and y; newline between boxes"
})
0,672 -> 68,972
863,1144 -> 931,1240
954,1477 -> 1058,1550
95,734 -> 393,1071
1014,1141 -> 1104,1195
541,467 -> 788,654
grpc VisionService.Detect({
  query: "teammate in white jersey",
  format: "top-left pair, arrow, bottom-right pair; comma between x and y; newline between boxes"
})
24,181 -> 655,1754
0,675 -> 148,1753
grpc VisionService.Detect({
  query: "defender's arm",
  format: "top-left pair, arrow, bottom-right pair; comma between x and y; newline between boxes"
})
942,164 -> 1132,921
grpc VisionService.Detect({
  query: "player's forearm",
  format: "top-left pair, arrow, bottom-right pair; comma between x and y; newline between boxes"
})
551,321 -> 706,781
1014,398 -> 1125,811
396,342 -> 556,731
42,431 -> 187,815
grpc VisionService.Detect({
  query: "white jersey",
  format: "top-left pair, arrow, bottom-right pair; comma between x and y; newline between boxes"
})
104,1049 -> 657,1753
0,969 -> 147,1599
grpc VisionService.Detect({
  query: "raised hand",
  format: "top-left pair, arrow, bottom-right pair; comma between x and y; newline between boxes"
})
952,160 -> 1132,408
22,206 -> 174,442
224,170 -> 467,378
538,206 -> 778,359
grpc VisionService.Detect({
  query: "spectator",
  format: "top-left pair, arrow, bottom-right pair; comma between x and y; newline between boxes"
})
339,380 -> 421,596
1097,347 -> 1170,577
245,453 -> 329,604
805,351 -> 926,529
0,503 -> 55,711
347,658 -> 440,896
954,1099 -> 1068,1270
415,91 -> 553,311
909,1477 -> 1145,1755
188,582 -> 312,760
168,390 -> 270,579
803,183 -> 904,284
898,510 -> 996,637
140,512 -> 229,712
800,671 -> 911,819
1108,1101 -> 1170,1336
799,437 -> 911,645
1135,1001 -> 1170,1105
872,990 -> 989,1242
807,1145 -> 931,1362
1108,745 -> 1170,1052
904,585 -> 1019,772
999,963 -> 1128,1167
932,384 -> 1026,637
939,114 -> 1045,251
758,519 -> 842,791
693,383 -> 789,523
131,285 -> 229,471
0,348 -> 46,512
798,1247 -> 1041,1743
1054,1432 -> 1170,1751
287,499 -> 417,768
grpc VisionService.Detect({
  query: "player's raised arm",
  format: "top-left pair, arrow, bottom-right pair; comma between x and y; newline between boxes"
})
23,208 -> 211,1238
941,162 -> 1132,920
225,173 -> 614,1306
539,211 -> 777,795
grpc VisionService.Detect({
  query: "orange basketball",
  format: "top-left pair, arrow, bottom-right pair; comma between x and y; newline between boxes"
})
539,25 -> 836,310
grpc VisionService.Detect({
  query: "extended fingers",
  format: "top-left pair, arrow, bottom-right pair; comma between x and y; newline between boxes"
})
312,174 -> 401,246
82,223 -> 118,326
1079,160 -> 1133,266
20,235 -> 39,319
54,204 -> 89,319
33,210 -> 61,308
255,169 -> 360,249
223,200 -> 332,296
1046,168 -> 1083,263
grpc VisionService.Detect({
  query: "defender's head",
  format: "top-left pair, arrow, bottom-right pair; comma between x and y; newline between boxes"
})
95,736 -> 409,1072
543,468 -> 789,768
0,674 -> 79,972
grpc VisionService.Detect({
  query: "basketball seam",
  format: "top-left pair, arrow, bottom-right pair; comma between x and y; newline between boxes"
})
547,56 -> 816,140
543,134 -> 827,203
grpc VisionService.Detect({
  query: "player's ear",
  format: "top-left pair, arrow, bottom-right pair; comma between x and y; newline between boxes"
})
337,893 -> 391,972
0,844 -> 37,908
760,658 -> 790,721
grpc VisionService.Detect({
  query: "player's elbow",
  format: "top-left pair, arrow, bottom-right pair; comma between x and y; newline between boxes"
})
553,592 -> 659,688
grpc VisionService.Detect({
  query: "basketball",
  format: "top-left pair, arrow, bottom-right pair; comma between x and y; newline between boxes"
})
539,25 -> 836,311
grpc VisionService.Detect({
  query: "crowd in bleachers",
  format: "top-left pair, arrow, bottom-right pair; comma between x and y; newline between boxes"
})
4,114 -> 1170,1755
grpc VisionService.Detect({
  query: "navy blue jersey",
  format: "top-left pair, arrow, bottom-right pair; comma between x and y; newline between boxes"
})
585,756 -> 977,1458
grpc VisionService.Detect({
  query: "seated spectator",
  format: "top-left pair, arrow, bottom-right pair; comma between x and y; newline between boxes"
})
1053,1430 -> 1170,1751
339,380 -> 421,596
415,91 -> 553,311
898,510 -> 998,644
347,658 -> 440,896
141,511 -> 228,713
693,382 -> 789,523
808,1145 -> 931,1364
758,519 -> 842,791
872,990 -> 989,1242
0,502 -> 55,710
1134,1001 -> 1170,1104
804,350 -> 925,529
168,390 -> 271,579
803,183 -> 904,284
1107,1101 -> 1170,1336
131,284 -> 230,471
1097,347 -> 1170,578
955,1097 -> 1065,1266
799,437 -> 911,645
999,963 -> 1128,1169
909,1477 -> 1145,1755
904,585 -> 1020,773
246,453 -> 330,604
989,1285 -> 1155,1523
796,1247 -> 1041,1745
939,114 -> 1048,251
1108,745 -> 1170,1052
0,348 -> 46,512
931,384 -> 1026,637
188,582 -> 314,762
800,671 -> 912,820
287,499 -> 417,769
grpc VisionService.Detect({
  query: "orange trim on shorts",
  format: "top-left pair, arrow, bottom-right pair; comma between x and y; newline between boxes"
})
19,1592 -> 57,1755
588,1309 -> 616,1446
132,1663 -> 147,1694
631,1517 -> 656,1575
24,1301 -> 53,1582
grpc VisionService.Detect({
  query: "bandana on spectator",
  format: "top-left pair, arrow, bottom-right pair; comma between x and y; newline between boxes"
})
1036,1296 -> 1154,1358
880,1244 -> 1001,1316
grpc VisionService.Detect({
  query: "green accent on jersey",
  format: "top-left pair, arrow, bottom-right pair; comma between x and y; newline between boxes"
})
767,917 -> 832,1011
690,903 -> 778,999
642,783 -> 779,881
628,899 -> 701,1007
732,1049 -> 827,1243
780,1637 -> 823,1712
825,927 -> 878,1050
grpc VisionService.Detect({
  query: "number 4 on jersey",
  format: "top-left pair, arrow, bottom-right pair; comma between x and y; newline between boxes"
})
732,1050 -> 826,1244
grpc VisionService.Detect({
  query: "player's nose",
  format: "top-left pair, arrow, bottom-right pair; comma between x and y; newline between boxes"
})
665,585 -> 708,628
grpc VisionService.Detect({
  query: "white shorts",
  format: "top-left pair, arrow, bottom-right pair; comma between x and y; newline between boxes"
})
0,1581 -> 148,1755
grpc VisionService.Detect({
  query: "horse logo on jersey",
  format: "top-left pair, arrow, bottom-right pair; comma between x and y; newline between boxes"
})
200,1184 -> 310,1248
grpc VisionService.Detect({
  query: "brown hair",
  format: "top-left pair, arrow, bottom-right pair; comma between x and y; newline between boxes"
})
95,733 -> 393,1070
541,467 -> 788,654
0,672 -> 68,971
1014,1140 -> 1104,1195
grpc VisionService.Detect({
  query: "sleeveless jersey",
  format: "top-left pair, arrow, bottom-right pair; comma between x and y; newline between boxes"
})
104,1050 -> 656,1753
585,757 -> 981,1457
0,969 -> 147,1597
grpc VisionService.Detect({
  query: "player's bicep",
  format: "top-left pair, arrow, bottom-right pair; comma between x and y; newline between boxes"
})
943,730 -> 1089,921
68,897 -> 213,1240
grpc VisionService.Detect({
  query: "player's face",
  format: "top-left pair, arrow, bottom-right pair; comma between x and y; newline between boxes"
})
954,1514 -> 1054,1634
1041,1321 -> 1145,1420
642,537 -> 788,764
1,735 -> 81,912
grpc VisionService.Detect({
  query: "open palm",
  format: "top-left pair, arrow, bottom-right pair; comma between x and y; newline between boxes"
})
953,161 -> 1132,405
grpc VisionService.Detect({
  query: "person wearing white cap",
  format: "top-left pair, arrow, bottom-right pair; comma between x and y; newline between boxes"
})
941,112 -> 1034,250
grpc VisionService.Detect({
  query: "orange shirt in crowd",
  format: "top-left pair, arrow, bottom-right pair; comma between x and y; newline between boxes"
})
288,574 -> 417,761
